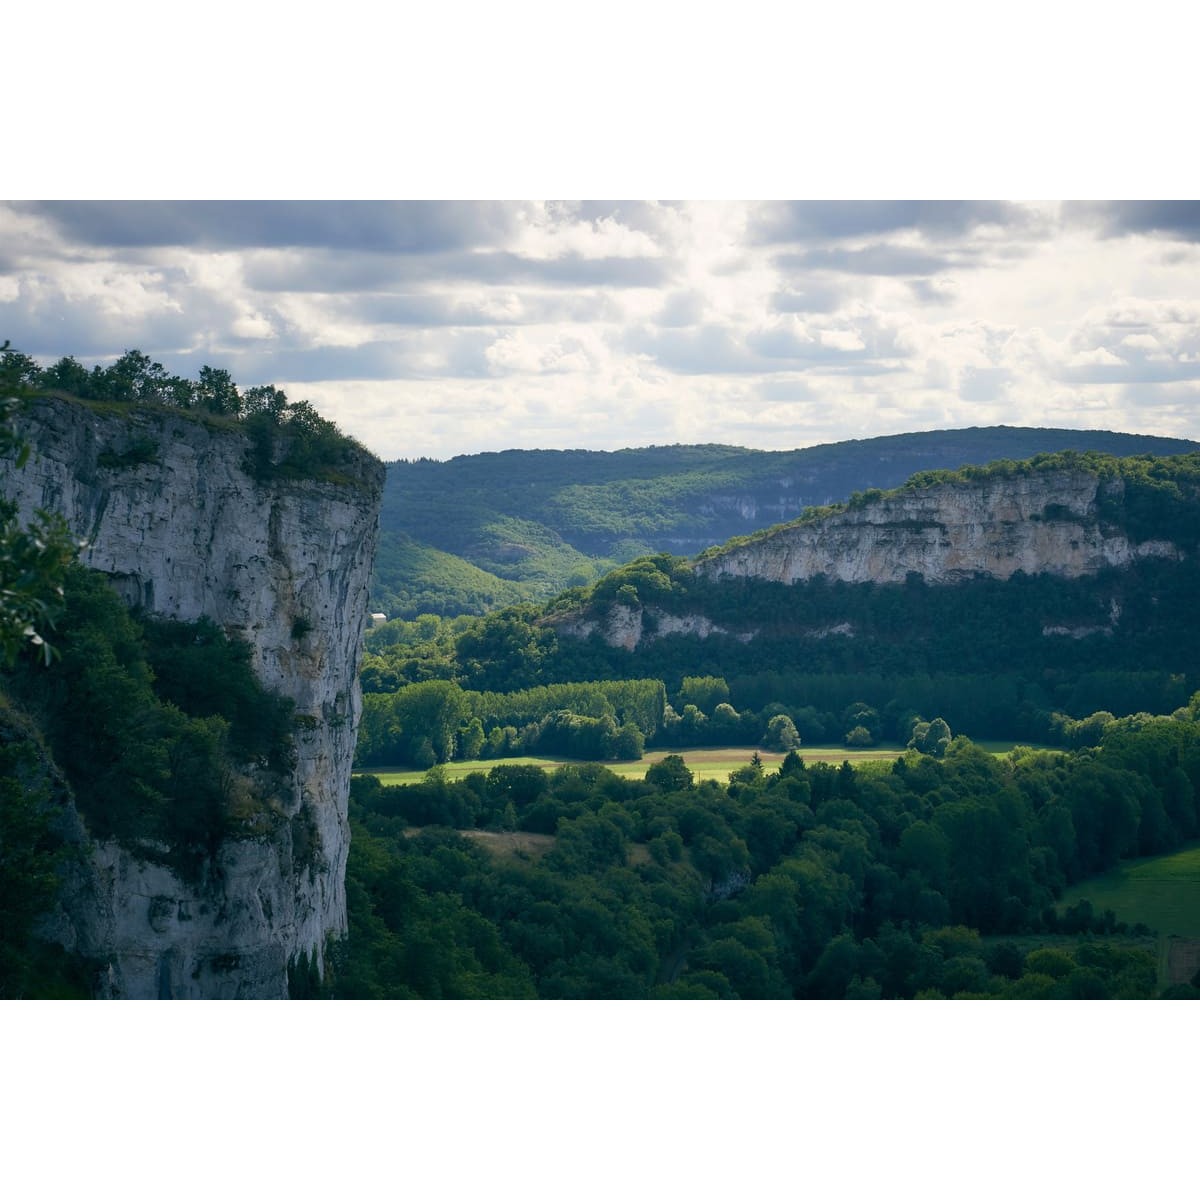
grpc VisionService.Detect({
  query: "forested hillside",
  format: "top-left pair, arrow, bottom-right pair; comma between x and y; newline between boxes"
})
334,714 -> 1200,1000
360,450 -> 1200,764
373,427 -> 1200,617
349,447 -> 1200,998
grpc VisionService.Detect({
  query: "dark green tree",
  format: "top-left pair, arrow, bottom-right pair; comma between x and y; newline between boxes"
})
645,754 -> 694,792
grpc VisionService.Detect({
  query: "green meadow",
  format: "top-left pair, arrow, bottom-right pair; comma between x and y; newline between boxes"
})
1059,841 -> 1200,937
358,744 -> 904,787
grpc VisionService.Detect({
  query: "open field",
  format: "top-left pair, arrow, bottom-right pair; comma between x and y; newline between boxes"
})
359,744 -> 906,787
1058,840 -> 1200,938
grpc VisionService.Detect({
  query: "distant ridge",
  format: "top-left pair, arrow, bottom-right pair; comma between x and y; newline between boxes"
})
373,426 -> 1200,618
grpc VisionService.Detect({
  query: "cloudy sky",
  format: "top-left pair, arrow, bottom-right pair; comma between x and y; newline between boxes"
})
3,199 -> 1199,461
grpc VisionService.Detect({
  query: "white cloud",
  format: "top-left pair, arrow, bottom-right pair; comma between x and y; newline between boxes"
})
818,329 -> 866,352
231,310 -> 275,339
510,206 -> 664,261
1068,347 -> 1124,367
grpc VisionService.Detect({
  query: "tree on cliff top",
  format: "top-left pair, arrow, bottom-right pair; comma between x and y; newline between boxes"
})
2,342 -> 375,489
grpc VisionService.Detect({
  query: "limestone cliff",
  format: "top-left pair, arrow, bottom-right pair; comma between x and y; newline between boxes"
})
697,469 -> 1180,587
559,462 -> 1193,653
1,395 -> 383,998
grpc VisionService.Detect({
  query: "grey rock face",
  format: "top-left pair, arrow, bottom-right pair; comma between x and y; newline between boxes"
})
697,471 -> 1180,587
2,397 -> 383,998
566,469 -> 1184,652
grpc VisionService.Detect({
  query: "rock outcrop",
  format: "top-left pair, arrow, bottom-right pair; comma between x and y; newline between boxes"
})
1,395 -> 383,998
561,465 -> 1190,653
697,469 -> 1181,586
556,605 -> 750,651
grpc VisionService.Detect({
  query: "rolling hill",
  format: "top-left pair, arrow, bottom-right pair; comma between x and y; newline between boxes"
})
372,426 -> 1200,617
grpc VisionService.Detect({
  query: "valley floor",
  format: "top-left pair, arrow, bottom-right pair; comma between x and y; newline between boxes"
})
358,744 -> 905,786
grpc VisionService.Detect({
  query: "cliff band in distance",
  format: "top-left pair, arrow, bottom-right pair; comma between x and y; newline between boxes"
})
697,469 -> 1180,587
556,461 -> 1192,652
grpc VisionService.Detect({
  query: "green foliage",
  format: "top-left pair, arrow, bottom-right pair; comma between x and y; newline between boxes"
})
0,726 -> 90,997
676,675 -> 730,714
1,564 -> 294,872
2,342 -> 374,490
389,561 -> 1200,748
140,615 -> 295,770
0,503 -> 77,668
645,753 -> 694,792
762,713 -> 801,751
357,676 -> 665,768
909,717 -> 952,757
337,716 -> 1198,999
1,343 -> 80,666
371,534 -> 529,619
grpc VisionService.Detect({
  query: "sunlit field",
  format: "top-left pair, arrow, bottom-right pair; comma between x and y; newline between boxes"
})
1059,841 -> 1200,938
359,744 -> 905,787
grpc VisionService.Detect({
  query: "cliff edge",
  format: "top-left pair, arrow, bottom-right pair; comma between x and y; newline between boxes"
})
696,468 -> 1181,587
1,394 -> 383,997
553,454 -> 1199,653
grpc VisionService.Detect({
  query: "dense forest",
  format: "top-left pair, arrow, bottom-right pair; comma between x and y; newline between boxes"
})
343,448 -> 1200,1000
373,428 -> 1200,617
329,711 -> 1200,999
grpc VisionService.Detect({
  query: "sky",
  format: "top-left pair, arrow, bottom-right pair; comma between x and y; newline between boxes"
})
4,199 -> 1200,462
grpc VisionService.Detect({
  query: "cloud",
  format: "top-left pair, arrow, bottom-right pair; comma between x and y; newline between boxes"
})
1054,297 -> 1200,384
750,200 -> 1037,243
1064,201 -> 1200,241
777,244 -> 958,277
958,365 -> 1012,403
906,277 -> 959,305
656,290 -> 706,327
242,247 -> 671,293
20,200 -> 522,253
772,283 -> 845,313
819,329 -> 866,352
625,323 -> 760,375
314,288 -> 622,330
484,330 -> 600,376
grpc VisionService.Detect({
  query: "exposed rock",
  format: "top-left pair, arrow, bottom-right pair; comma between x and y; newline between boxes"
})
2,396 -> 383,998
697,470 -> 1181,586
566,469 -> 1186,653
556,604 -> 752,649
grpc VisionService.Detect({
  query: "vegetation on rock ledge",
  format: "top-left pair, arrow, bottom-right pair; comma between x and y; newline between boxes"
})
1,342 -> 377,490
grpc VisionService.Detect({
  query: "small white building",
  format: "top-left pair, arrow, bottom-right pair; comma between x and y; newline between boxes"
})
367,612 -> 388,629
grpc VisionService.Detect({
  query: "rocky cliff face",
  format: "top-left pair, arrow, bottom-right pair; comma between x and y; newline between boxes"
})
697,470 -> 1181,586
563,467 -> 1188,653
2,396 -> 383,998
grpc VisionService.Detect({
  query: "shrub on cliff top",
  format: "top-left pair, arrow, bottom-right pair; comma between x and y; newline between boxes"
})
3,343 -> 376,489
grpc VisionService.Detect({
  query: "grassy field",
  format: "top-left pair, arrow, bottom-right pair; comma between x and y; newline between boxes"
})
1058,840 -> 1200,938
359,744 -> 905,787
